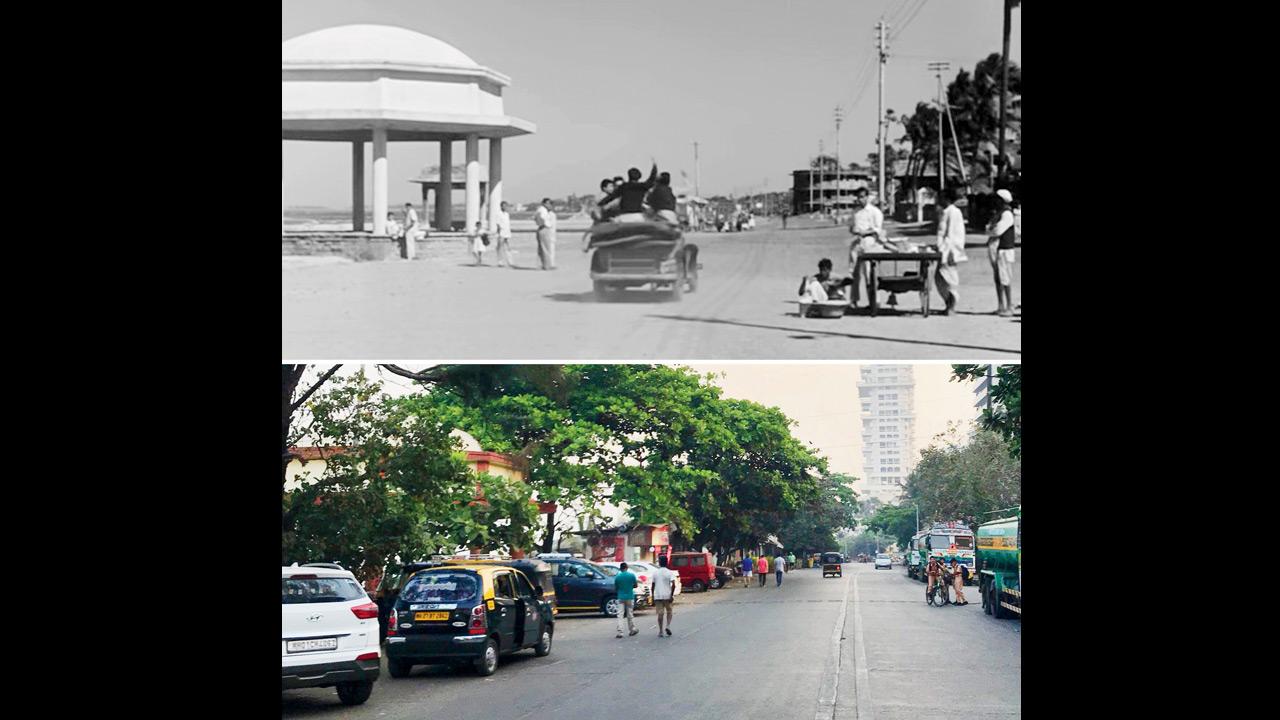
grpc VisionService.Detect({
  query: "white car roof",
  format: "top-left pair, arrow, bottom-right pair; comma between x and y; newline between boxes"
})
282,565 -> 357,580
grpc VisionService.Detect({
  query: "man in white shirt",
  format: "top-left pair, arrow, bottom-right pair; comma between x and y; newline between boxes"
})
847,187 -> 887,309
650,555 -> 677,637
986,189 -> 1017,317
403,203 -> 422,240
493,201 -> 514,268
534,198 -> 557,270
934,187 -> 968,316
774,554 -> 787,586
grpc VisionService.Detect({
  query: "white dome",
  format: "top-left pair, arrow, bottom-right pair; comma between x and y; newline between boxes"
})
283,24 -> 479,68
450,428 -> 483,452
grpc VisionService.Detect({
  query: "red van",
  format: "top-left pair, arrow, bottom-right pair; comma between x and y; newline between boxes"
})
668,552 -> 716,592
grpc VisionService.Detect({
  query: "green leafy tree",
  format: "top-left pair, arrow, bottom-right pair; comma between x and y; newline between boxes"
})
866,503 -> 919,549
283,370 -> 478,582
951,364 -> 1021,458
778,473 -> 860,556
901,428 -> 1021,530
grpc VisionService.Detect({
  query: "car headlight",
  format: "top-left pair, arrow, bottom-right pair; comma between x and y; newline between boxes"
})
659,259 -> 678,274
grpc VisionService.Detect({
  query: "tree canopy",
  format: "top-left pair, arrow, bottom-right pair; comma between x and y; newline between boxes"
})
952,364 -> 1021,458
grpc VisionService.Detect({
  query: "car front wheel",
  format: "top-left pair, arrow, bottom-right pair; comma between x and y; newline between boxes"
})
336,680 -> 373,706
475,639 -> 499,676
534,628 -> 553,657
602,596 -> 620,617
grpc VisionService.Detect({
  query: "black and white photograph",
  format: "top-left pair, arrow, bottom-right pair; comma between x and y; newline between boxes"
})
281,2 -> 1023,718
281,0 -> 1021,360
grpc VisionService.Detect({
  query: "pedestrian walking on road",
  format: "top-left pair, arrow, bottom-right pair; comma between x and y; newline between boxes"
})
756,555 -> 769,587
950,559 -> 969,605
741,555 -> 753,588
786,552 -> 796,573
613,562 -> 639,638
535,198 -> 558,270
986,189 -> 1017,316
493,201 -> 514,267
774,554 -> 786,586
935,186 -> 967,315
651,555 -> 677,636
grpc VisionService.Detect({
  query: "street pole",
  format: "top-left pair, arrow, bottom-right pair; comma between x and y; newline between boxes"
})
877,21 -> 888,208
998,0 -> 1012,182
835,105 -> 844,219
693,141 -> 700,197
915,503 -> 919,533
928,62 -> 951,195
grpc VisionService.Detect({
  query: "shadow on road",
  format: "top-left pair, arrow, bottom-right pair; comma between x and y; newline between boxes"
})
544,291 -> 678,304
645,314 -> 1020,355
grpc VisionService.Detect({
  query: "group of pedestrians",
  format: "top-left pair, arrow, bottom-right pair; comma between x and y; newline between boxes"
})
799,187 -> 1019,317
739,553 -> 794,588
612,555 -> 678,639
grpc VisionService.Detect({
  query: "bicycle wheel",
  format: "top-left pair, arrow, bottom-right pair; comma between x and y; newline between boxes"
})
926,584 -> 935,606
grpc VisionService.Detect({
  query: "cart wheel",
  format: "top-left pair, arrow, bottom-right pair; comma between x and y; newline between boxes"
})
921,288 -> 930,318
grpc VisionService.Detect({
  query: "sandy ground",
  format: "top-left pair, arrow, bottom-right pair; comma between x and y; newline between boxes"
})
282,216 -> 1020,360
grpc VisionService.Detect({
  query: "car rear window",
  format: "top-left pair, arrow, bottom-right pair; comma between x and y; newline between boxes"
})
401,573 -> 480,604
691,556 -> 706,566
282,576 -> 365,604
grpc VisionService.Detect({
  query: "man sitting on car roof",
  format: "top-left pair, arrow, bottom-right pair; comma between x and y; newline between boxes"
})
596,161 -> 659,222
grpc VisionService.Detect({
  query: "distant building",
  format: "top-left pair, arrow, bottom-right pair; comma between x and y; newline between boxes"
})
972,365 -> 997,436
858,365 -> 916,504
791,164 -> 871,215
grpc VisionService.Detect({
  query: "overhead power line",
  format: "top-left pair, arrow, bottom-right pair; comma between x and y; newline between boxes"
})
890,0 -> 930,42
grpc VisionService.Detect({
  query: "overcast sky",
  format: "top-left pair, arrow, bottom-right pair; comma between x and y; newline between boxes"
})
282,0 -> 1021,207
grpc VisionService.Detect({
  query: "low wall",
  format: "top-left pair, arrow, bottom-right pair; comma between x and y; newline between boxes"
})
282,232 -> 468,261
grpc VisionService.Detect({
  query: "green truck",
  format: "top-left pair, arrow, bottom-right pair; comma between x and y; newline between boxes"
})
976,510 -> 1021,619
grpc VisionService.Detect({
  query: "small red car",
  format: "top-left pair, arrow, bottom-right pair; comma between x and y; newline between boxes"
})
668,552 -> 717,592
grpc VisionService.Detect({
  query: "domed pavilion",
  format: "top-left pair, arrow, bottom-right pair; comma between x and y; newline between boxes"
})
282,24 -> 536,248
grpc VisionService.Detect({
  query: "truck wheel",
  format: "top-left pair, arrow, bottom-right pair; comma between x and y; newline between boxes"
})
689,579 -> 706,592
992,586 -> 1007,620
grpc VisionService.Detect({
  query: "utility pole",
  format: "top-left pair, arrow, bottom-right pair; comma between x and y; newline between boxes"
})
692,141 -> 701,197
928,61 -> 950,194
877,21 -> 888,208
834,105 -> 844,219
818,138 -> 826,215
997,0 -> 1013,182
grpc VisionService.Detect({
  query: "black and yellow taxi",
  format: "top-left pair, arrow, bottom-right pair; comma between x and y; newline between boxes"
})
821,552 -> 845,578
440,556 -> 558,616
385,564 -> 554,678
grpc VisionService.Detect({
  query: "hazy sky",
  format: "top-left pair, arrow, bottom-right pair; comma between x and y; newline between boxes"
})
345,362 -> 980,484
282,0 -> 1021,207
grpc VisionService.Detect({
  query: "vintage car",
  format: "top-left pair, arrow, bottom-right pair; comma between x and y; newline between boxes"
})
585,221 -> 699,301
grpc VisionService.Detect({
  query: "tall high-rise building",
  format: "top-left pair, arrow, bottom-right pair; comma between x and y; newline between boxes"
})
972,365 -> 997,434
858,365 -> 915,504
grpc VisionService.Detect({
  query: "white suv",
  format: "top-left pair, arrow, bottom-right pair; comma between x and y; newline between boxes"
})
282,565 -> 381,706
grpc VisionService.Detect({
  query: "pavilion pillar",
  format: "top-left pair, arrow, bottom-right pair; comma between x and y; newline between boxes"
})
465,134 -> 481,232
351,141 -> 365,232
488,138 -> 503,228
372,126 -> 388,236
436,140 -> 453,231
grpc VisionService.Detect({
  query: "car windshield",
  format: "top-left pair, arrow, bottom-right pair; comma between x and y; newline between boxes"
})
282,575 -> 365,604
400,573 -> 480,605
876,554 -> 888,560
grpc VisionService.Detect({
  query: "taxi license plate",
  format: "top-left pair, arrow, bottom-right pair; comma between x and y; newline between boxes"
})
414,611 -> 450,621
287,637 -> 338,653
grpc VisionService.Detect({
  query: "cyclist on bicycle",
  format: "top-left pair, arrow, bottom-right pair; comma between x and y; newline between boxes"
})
926,556 -> 943,600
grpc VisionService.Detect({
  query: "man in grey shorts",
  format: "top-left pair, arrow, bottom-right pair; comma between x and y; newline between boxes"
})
650,554 -> 677,636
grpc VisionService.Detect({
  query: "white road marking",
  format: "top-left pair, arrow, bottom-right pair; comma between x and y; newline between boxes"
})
852,571 -> 872,720
815,572 -> 853,720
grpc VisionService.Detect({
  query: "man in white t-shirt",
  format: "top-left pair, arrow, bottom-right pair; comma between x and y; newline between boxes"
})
774,554 -> 787,587
650,555 -> 677,637
847,187 -> 888,309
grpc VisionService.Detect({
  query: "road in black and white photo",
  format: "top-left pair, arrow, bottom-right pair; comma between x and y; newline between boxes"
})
282,217 -> 1020,360
281,562 -> 1021,719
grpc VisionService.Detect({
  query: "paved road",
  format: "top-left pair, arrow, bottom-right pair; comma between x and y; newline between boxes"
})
281,563 -> 1020,719
282,217 -> 1020,359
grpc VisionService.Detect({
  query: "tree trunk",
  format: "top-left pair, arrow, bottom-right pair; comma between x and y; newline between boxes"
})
541,508 -> 556,553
